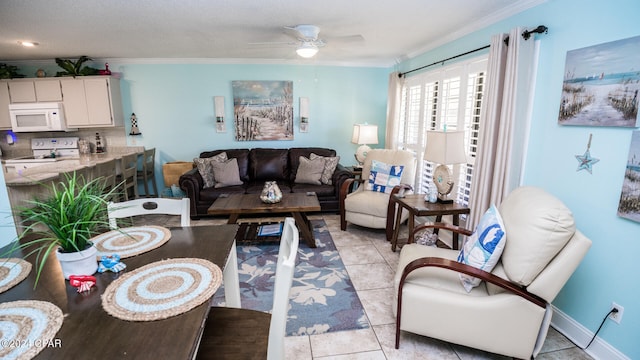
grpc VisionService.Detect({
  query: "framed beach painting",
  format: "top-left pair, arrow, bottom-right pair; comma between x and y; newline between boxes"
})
618,131 -> 640,223
558,35 -> 640,127
232,80 -> 294,141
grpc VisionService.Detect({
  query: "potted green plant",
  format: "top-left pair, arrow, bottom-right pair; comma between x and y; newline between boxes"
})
55,55 -> 99,77
6,172 -> 116,285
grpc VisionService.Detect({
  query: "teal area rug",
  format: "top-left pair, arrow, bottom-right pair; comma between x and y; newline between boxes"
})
213,219 -> 369,336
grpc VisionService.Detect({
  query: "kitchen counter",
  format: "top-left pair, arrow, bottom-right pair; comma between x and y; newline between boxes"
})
3,146 -> 144,186
3,146 -> 145,235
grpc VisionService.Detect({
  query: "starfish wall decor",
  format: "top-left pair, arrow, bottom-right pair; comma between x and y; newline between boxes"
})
576,133 -> 599,174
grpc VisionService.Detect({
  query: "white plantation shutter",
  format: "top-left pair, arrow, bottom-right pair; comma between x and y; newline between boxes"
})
397,56 -> 488,207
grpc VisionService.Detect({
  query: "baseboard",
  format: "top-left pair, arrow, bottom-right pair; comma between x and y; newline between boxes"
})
551,305 -> 630,360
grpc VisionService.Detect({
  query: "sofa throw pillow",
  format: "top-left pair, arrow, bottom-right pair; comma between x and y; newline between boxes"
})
211,158 -> 243,188
456,204 -> 506,292
294,156 -> 325,185
366,160 -> 404,194
310,153 -> 340,185
193,152 -> 228,189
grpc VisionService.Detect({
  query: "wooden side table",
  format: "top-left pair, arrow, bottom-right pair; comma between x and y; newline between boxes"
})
346,166 -> 363,178
346,166 -> 363,191
390,194 -> 470,252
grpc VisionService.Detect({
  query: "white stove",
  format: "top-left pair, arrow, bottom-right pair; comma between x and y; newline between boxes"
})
4,137 -> 80,173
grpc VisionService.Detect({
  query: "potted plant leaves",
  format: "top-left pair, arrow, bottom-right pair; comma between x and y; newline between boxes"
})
0,63 -> 25,79
4,172 -> 117,285
55,56 -> 100,77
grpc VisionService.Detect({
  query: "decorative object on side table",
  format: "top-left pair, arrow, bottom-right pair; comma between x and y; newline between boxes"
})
423,130 -> 467,203
351,123 -> 378,167
3,172 -> 118,286
260,181 -> 283,204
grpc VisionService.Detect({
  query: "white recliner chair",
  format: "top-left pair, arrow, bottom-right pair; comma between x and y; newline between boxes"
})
340,149 -> 416,241
393,186 -> 592,359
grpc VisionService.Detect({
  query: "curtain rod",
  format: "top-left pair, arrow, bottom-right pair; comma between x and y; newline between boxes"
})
398,25 -> 548,78
398,45 -> 490,78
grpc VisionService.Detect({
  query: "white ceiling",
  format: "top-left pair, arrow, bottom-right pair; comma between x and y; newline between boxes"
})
0,0 -> 545,67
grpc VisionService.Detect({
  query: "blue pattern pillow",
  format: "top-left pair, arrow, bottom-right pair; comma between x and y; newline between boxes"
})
366,160 -> 404,194
457,204 -> 506,292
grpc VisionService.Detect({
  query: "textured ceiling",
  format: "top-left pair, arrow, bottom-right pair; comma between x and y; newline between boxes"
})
0,0 -> 545,66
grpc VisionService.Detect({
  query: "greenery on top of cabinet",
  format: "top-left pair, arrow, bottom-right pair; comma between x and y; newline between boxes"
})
0,64 -> 25,79
55,56 -> 99,77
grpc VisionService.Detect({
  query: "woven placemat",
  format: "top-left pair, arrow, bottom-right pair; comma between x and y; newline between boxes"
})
0,300 -> 64,360
0,258 -> 32,294
102,258 -> 222,322
92,226 -> 172,259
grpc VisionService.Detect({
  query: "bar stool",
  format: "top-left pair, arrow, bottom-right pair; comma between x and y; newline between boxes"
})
117,153 -> 139,200
137,148 -> 158,198
93,159 -> 118,201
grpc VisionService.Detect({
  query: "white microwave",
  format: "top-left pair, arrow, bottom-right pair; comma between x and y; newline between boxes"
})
9,102 -> 76,132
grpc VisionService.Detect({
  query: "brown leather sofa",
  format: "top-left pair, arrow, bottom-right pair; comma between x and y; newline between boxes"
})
179,147 -> 352,219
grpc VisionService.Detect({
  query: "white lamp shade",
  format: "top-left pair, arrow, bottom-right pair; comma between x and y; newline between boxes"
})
424,130 -> 467,164
296,43 -> 319,58
351,124 -> 379,145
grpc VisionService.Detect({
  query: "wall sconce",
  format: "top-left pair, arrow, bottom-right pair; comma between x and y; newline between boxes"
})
214,96 -> 226,133
129,113 -> 141,135
300,97 -> 309,133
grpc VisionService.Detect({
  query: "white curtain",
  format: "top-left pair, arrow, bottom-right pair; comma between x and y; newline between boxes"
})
469,27 -> 538,228
385,71 -> 404,149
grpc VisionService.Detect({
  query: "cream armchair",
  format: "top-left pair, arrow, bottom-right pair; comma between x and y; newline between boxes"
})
340,149 -> 416,240
393,187 -> 592,359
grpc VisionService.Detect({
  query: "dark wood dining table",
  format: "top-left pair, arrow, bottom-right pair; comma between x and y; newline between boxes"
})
0,224 -> 240,359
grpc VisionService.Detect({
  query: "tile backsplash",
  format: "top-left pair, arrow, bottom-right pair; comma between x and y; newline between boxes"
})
0,127 -> 127,159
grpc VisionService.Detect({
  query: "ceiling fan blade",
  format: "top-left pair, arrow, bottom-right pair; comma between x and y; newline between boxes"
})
284,25 -> 320,41
328,34 -> 365,44
248,41 -> 297,48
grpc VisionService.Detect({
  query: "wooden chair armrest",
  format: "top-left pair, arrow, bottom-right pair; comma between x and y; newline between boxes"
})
410,223 -> 474,238
394,256 -> 546,349
399,257 -> 546,308
386,184 -> 414,241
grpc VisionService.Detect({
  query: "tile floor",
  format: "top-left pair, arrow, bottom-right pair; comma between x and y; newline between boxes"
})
145,213 -> 593,360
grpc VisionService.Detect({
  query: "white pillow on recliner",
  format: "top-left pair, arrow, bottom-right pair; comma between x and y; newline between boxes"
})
457,204 -> 506,292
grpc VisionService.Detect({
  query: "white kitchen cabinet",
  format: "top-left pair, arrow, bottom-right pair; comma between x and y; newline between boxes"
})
0,81 -> 10,129
7,81 -> 36,102
6,79 -> 62,103
34,80 -> 63,101
60,77 -> 123,127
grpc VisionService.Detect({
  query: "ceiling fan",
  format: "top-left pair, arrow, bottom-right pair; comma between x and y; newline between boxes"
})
250,24 -> 364,58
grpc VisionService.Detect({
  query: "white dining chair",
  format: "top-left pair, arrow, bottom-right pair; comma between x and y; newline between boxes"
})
196,217 -> 299,360
107,197 -> 191,229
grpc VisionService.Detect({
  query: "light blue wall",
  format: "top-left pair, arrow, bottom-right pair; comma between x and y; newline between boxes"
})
108,62 -> 388,188
7,62 -> 388,190
397,0 -> 639,358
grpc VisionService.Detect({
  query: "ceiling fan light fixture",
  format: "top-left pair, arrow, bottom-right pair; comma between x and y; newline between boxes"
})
296,43 -> 318,58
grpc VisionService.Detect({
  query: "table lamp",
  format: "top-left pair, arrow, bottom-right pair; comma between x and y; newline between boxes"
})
423,130 -> 467,203
351,124 -> 378,167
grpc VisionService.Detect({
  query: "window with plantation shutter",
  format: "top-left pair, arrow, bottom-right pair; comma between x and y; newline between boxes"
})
396,56 -> 487,208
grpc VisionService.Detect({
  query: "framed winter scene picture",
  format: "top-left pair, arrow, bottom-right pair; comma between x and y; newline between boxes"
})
232,80 -> 294,141
558,35 -> 640,127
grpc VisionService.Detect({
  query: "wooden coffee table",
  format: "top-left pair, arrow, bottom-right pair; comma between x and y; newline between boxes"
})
207,193 -> 321,247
